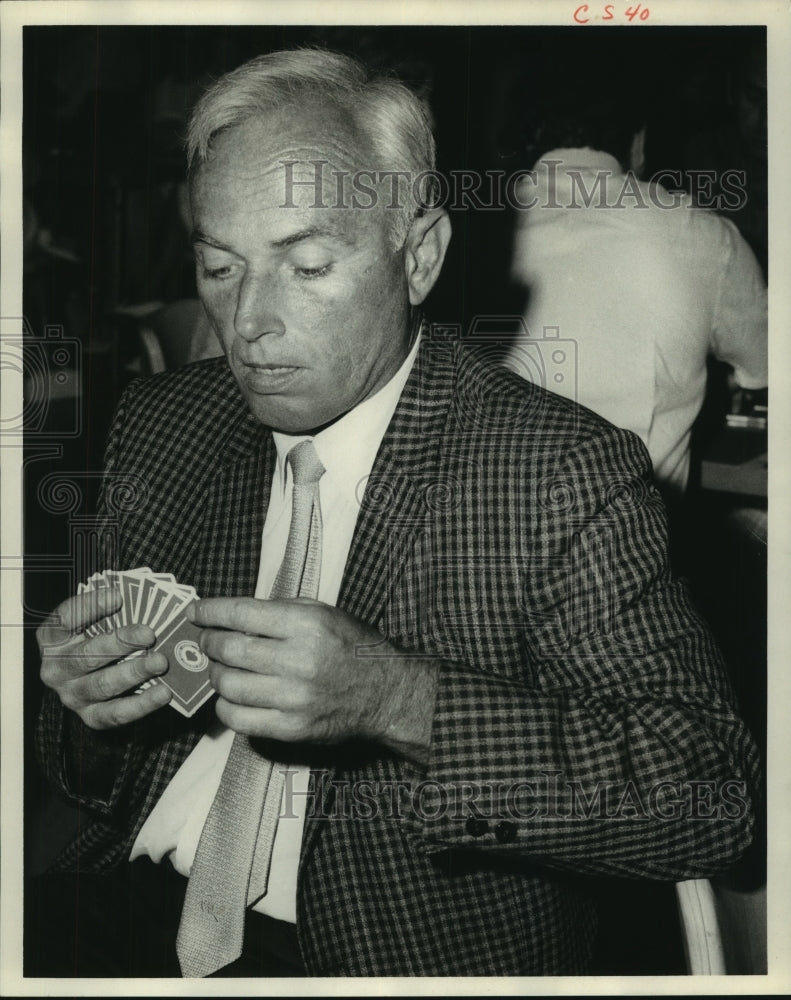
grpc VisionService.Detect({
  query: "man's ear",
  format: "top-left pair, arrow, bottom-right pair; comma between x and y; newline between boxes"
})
629,126 -> 647,178
403,208 -> 452,306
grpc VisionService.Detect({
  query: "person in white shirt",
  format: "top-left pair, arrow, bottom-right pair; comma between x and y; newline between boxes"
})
503,78 -> 767,500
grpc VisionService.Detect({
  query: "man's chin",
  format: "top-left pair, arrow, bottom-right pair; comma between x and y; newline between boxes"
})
242,394 -> 339,436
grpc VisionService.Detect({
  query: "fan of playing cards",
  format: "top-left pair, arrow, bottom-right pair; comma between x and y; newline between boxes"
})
78,567 -> 215,718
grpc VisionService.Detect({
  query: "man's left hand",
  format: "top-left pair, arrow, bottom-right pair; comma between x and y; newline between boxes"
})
191,597 -> 437,765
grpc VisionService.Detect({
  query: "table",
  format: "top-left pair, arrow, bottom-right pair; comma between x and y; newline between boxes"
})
700,424 -> 767,499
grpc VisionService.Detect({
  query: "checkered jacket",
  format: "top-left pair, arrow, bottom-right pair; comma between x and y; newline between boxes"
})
37,332 -> 759,975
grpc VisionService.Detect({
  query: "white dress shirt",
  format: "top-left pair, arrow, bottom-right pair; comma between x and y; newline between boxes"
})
504,149 -> 767,496
131,333 -> 421,922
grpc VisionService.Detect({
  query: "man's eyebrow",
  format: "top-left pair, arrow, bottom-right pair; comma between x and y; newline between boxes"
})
191,230 -> 235,251
191,225 -> 353,252
270,226 -> 352,250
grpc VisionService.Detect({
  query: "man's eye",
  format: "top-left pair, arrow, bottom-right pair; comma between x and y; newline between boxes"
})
294,263 -> 333,280
201,264 -> 234,280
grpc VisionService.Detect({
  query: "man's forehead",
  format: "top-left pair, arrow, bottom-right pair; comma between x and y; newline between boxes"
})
191,162 -> 379,244
198,101 -> 374,182
190,109 -> 396,244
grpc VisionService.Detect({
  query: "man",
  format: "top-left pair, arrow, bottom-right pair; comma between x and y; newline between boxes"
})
502,65 -> 767,501
30,49 -> 758,978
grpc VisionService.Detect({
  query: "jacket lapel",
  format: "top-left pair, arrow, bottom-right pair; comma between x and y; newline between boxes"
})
300,331 -> 458,864
339,329 -> 457,621
191,411 -> 276,600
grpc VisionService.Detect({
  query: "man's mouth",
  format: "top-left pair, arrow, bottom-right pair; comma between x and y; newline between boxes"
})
241,363 -> 302,392
247,364 -> 299,373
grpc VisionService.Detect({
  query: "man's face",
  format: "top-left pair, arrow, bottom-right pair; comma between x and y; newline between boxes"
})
190,104 -> 413,433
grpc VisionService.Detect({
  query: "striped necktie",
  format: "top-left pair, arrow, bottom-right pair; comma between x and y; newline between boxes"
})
177,439 -> 325,977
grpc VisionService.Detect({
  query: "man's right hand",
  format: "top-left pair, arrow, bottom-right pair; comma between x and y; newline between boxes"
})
38,587 -> 172,729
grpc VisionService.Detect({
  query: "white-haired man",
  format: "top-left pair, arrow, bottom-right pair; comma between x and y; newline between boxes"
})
30,49 -> 758,978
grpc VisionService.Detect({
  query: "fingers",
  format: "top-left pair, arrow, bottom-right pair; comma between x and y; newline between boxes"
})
37,587 -> 124,647
37,589 -> 184,731
65,651 -> 169,712
190,597 -> 316,637
81,678 -> 173,731
194,600 -> 382,746
209,663 -> 291,709
214,699 -> 305,743
40,624 -> 157,690
200,628 -> 287,674
40,612 -> 169,730
81,624 -> 158,670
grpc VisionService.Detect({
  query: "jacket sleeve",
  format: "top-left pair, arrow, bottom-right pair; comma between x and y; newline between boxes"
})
403,424 -> 760,881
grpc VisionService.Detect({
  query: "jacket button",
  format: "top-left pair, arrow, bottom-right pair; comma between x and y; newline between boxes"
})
494,821 -> 517,844
465,816 -> 489,837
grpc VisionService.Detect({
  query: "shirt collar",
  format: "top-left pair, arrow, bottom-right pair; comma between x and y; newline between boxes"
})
535,147 -> 624,174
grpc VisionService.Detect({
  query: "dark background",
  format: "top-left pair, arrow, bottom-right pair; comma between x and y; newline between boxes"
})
22,24 -> 768,975
22,24 -> 768,359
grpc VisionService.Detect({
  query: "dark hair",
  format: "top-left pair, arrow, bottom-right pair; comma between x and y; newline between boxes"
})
526,95 -> 644,168
511,40 -> 649,168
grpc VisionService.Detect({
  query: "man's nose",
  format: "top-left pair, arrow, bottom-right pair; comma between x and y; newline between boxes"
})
234,271 -> 286,341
